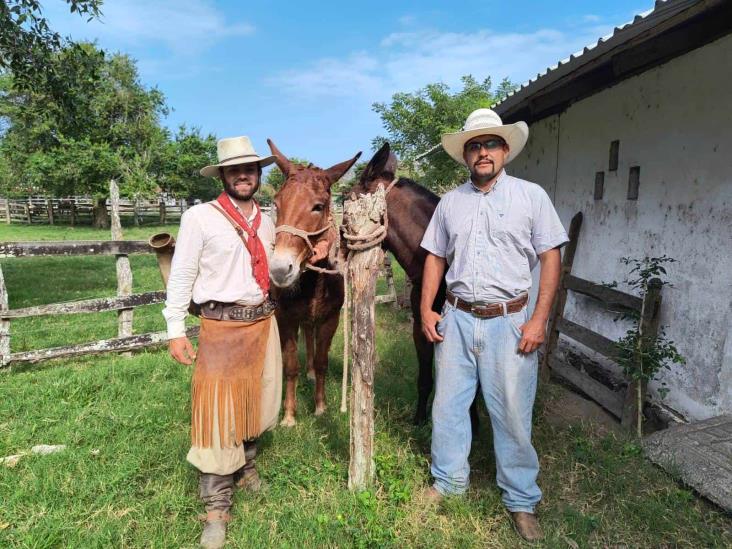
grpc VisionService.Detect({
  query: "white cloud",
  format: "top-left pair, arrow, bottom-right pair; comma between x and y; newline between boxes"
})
266,24 -> 615,103
46,0 -> 254,56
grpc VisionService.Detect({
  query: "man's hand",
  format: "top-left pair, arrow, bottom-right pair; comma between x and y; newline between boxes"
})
169,336 -> 197,365
517,316 -> 546,354
421,309 -> 444,343
308,239 -> 330,264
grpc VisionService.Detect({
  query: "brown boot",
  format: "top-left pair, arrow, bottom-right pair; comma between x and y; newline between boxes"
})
234,440 -> 264,492
510,512 -> 543,543
416,485 -> 444,506
199,473 -> 234,548
199,510 -> 230,549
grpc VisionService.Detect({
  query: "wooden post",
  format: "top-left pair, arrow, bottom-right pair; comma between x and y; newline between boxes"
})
0,264 -> 10,369
46,198 -> 54,225
621,277 -> 663,434
383,253 -> 398,309
343,186 -> 387,490
3,199 -> 10,224
159,199 -> 166,224
24,204 -> 31,224
541,212 -> 583,381
133,197 -> 141,227
69,201 -> 76,227
110,180 -> 134,355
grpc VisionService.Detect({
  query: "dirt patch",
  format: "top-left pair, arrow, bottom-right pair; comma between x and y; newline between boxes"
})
543,383 -> 623,436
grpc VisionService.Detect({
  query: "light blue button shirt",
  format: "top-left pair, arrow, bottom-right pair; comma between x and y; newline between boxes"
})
420,170 -> 568,303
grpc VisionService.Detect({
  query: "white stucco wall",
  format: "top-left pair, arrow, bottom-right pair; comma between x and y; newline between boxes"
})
509,32 -> 732,420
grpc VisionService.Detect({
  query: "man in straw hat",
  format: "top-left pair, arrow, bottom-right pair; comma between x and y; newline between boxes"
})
419,109 -> 568,541
163,136 -> 290,548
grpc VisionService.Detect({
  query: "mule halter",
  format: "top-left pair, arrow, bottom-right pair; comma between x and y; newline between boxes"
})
274,177 -> 399,274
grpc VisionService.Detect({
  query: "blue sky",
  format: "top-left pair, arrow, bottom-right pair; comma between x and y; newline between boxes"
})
46,0 -> 651,169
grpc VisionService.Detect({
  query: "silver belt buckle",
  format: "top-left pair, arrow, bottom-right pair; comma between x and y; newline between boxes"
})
470,301 -> 489,314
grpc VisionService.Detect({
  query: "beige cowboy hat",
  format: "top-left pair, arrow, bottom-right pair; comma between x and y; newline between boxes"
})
441,108 -> 529,166
200,136 -> 276,177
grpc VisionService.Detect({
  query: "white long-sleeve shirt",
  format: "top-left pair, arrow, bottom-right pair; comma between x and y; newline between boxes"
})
162,198 -> 276,338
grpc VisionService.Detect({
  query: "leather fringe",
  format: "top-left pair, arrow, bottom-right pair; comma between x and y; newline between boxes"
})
191,377 -> 261,448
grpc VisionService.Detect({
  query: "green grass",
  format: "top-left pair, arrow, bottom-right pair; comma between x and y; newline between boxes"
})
0,225 -> 730,547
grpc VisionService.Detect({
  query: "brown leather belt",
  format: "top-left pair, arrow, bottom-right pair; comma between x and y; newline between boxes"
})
199,298 -> 277,322
446,291 -> 528,319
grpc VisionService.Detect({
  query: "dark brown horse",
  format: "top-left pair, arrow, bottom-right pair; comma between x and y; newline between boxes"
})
267,139 -> 360,426
351,142 -> 479,426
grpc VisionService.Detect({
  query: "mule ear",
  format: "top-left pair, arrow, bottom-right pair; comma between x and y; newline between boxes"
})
267,138 -> 291,177
384,152 -> 398,175
324,151 -> 362,186
360,142 -> 391,183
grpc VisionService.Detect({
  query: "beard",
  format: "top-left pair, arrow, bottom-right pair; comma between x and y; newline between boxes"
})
470,160 -> 500,184
224,179 -> 260,201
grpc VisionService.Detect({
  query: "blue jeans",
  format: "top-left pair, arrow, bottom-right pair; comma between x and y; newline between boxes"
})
430,302 -> 542,513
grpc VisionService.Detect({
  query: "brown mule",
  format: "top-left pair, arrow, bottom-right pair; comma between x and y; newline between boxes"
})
267,139 -> 360,426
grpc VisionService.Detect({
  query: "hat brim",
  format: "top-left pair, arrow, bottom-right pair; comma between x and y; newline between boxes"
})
200,154 -> 276,178
441,122 -> 529,166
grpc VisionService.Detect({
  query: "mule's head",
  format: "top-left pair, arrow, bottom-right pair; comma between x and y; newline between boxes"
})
268,138 -> 360,288
353,142 -> 398,195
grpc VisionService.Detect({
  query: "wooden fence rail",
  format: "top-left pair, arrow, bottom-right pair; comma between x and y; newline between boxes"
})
542,211 -> 663,431
0,196 -> 189,226
0,181 -> 189,368
0,240 -> 178,367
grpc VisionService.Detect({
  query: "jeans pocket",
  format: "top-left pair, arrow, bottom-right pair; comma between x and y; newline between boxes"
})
507,308 -> 526,339
437,303 -> 454,337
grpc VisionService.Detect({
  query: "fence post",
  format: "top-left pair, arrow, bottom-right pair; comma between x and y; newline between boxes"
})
621,277 -> 663,434
3,199 -> 9,225
541,212 -> 583,382
343,187 -> 387,490
159,200 -> 166,224
69,201 -> 76,226
110,180 -> 134,355
132,197 -> 141,227
24,204 -> 31,224
383,253 -> 398,309
0,264 -> 10,369
46,198 -> 54,225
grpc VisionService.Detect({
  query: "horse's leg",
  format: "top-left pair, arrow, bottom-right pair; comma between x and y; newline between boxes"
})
410,284 -> 433,425
313,312 -> 339,416
279,319 -> 300,427
303,323 -> 316,382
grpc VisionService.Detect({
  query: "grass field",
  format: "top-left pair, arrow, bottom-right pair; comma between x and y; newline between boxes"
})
0,224 -> 730,548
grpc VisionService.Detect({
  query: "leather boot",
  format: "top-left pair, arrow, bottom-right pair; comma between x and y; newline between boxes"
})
235,440 -> 263,492
511,511 -> 543,543
199,473 -> 234,549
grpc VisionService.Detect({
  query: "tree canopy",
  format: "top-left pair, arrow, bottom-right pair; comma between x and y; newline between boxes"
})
0,0 -> 102,99
372,75 -> 516,192
0,42 -> 219,202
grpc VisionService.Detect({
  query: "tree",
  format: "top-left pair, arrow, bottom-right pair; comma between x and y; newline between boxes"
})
0,43 -> 169,227
0,1 -> 102,101
157,125 -> 219,201
372,75 -> 516,192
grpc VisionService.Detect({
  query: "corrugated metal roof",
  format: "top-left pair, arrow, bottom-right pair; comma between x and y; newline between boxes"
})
494,0 -> 702,115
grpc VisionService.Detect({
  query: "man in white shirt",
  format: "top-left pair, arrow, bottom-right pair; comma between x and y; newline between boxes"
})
163,136 -> 283,549
419,110 -> 568,542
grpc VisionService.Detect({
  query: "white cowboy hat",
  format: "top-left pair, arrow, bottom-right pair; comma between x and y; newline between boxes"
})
441,108 -> 529,166
200,136 -> 276,177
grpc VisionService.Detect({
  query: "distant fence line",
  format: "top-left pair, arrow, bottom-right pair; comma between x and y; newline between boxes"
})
0,196 -> 189,226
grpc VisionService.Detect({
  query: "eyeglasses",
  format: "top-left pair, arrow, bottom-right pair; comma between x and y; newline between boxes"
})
464,138 -> 506,153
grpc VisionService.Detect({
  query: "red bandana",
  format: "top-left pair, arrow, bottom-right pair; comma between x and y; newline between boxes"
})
216,193 -> 270,296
